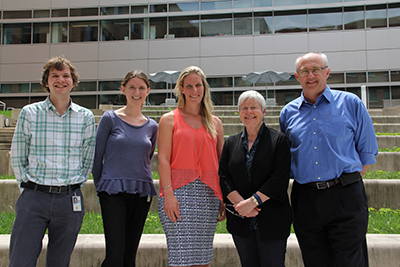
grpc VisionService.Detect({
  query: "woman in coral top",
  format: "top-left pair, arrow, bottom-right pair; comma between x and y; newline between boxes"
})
158,66 -> 225,267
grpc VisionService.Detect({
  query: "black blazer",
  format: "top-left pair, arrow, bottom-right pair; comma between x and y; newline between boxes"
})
219,124 -> 292,241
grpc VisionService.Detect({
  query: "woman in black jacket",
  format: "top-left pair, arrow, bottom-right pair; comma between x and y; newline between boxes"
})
219,90 -> 292,267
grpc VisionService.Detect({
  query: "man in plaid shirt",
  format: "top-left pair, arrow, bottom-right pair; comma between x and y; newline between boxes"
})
9,56 -> 96,267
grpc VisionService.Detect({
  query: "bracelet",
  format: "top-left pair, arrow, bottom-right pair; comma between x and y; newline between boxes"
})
250,196 -> 259,206
163,185 -> 172,191
253,193 -> 262,206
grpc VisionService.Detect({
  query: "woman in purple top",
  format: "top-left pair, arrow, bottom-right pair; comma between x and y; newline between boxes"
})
92,70 -> 158,267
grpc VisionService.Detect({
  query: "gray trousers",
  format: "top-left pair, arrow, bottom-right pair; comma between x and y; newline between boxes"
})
9,187 -> 84,267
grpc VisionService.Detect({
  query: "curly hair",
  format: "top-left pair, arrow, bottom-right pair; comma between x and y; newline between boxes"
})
40,56 -> 79,92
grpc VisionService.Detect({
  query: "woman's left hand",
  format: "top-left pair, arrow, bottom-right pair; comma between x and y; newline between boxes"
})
234,198 -> 260,218
218,201 -> 226,222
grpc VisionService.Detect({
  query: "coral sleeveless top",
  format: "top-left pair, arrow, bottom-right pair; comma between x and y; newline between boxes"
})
159,109 -> 222,201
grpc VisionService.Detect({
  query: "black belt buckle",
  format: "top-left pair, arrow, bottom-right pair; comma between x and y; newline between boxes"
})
48,185 -> 62,194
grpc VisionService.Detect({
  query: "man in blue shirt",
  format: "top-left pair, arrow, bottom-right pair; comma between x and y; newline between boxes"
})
279,52 -> 378,267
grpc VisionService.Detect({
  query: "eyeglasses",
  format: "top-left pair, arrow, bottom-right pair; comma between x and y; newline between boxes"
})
297,66 -> 328,76
225,204 -> 245,219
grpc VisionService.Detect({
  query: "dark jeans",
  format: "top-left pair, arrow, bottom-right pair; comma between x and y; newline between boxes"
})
232,229 -> 287,267
98,192 -> 151,267
291,180 -> 369,267
9,187 -> 84,267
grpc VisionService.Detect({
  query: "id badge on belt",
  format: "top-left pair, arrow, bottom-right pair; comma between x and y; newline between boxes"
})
72,192 -> 82,212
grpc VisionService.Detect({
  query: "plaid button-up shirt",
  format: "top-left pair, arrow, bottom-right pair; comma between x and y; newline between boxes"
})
10,97 -> 96,188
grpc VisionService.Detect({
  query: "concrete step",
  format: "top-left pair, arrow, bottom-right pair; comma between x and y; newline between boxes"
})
1,179 -> 400,215
0,234 -> 398,267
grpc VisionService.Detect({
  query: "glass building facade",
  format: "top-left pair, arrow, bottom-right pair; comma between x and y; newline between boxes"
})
1,0 -> 400,108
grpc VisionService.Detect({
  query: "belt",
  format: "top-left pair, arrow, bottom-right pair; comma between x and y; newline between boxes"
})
21,181 -> 81,194
305,172 -> 361,190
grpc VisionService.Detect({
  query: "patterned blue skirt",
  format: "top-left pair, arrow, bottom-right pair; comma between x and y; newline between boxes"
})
158,178 -> 220,266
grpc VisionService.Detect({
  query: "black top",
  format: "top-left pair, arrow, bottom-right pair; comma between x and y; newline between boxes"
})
219,124 -> 292,241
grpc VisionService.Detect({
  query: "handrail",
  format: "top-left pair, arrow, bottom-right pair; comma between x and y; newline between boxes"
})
0,101 -> 5,111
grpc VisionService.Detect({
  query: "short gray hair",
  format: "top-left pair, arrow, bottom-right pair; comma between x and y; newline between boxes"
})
295,52 -> 329,72
238,90 -> 266,111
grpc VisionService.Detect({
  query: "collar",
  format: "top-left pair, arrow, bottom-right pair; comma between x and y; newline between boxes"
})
241,123 -> 266,142
297,85 -> 332,109
44,97 -> 76,114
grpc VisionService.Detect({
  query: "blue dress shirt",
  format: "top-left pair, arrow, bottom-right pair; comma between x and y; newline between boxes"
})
279,86 -> 378,184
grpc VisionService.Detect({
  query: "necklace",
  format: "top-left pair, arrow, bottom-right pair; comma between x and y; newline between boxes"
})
184,119 -> 205,165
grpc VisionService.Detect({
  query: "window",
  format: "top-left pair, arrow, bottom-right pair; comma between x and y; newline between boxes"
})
391,70 -> 400,82
99,81 -> 120,91
99,94 -> 124,105
368,71 -> 389,83
254,12 -> 273,34
211,91 -> 233,105
201,14 -> 232,37
3,10 -> 31,19
274,10 -> 307,33
100,6 -> 129,15
169,2 -> 199,12
71,95 -> 97,109
33,23 -> 50,43
274,0 -> 306,6
206,77 -> 233,88
234,13 -> 252,35
70,7 -> 98,17
368,86 -> 389,108
346,72 -> 366,83
147,93 -> 167,105
233,0 -> 252,9
309,8 -> 343,31
344,6 -> 365,30
254,0 -> 272,7
201,1 -> 232,11
392,86 -> 400,99
169,16 -> 200,38
69,21 -> 98,42
327,73 -> 345,84
74,82 -> 97,91
52,9 -> 68,17
276,75 -> 298,86
366,4 -> 387,29
308,0 -> 341,3
33,10 -> 50,18
0,84 -> 29,93
100,19 -> 129,41
3,23 -> 31,44
234,77 -> 253,87
131,5 -> 148,14
31,83 -> 45,93
51,22 -> 68,43
131,18 -> 149,40
149,17 -> 167,39
150,4 -> 167,13
389,3 -> 400,27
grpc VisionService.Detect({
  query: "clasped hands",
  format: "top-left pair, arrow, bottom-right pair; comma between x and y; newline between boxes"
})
234,198 -> 260,218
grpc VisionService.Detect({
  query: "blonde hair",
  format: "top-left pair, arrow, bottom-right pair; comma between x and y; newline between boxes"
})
174,66 -> 216,139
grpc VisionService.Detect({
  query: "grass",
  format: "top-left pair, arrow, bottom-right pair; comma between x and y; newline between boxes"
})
379,146 -> 400,152
0,110 -> 12,117
376,132 -> 400,135
1,208 -> 399,235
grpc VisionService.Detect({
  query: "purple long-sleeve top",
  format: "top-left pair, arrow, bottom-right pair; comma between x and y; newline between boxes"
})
92,110 -> 158,197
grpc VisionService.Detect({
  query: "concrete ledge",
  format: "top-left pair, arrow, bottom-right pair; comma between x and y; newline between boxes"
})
2,179 -> 400,213
0,234 -> 399,267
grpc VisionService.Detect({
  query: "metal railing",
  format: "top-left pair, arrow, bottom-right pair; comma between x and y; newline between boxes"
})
383,100 -> 400,108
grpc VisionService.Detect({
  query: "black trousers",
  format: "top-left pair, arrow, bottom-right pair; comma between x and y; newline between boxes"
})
232,229 -> 287,267
98,192 -> 151,267
291,180 -> 369,267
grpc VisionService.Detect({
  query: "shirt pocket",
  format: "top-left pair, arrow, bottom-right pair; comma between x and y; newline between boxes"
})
323,113 -> 352,139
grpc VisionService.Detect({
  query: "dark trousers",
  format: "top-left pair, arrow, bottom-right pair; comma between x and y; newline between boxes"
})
98,192 -> 151,267
291,180 -> 369,267
9,187 -> 84,267
232,230 -> 287,267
